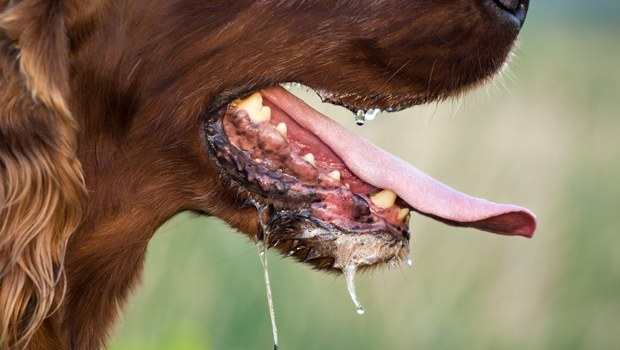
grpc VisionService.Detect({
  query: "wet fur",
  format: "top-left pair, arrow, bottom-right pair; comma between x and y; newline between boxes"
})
0,1 -> 521,349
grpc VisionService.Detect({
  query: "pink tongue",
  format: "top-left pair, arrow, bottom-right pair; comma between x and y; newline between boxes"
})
261,87 -> 536,237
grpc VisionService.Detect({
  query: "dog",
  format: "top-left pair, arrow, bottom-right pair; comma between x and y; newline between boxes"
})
0,0 -> 536,349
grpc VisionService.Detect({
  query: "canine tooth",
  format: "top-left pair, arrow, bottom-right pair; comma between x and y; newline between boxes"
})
397,208 -> 410,221
345,183 -> 351,190
276,122 -> 288,137
302,153 -> 315,166
369,189 -> 397,209
253,106 -> 271,123
327,170 -> 341,181
234,92 -> 262,113
234,92 -> 271,123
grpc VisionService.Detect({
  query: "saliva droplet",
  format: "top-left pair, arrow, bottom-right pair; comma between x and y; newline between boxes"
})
364,108 -> 381,121
387,256 -> 398,270
343,265 -> 365,315
355,110 -> 365,126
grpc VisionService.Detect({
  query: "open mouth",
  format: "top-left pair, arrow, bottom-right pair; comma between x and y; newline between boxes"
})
205,85 -> 537,272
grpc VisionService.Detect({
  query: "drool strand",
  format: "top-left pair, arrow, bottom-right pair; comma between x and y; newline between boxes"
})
256,206 -> 279,349
343,265 -> 365,315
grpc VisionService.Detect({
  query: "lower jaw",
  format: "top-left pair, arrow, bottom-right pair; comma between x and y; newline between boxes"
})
255,209 -> 409,272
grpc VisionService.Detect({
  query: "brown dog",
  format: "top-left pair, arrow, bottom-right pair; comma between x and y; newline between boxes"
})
0,0 -> 535,349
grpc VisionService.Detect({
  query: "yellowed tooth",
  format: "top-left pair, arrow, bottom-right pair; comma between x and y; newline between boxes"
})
276,122 -> 288,138
234,92 -> 262,114
345,183 -> 351,190
234,92 -> 271,122
397,208 -> 410,221
253,105 -> 271,123
327,170 -> 341,181
369,189 -> 397,209
302,153 -> 315,166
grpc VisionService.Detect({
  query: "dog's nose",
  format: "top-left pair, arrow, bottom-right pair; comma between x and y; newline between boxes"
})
490,0 -> 529,27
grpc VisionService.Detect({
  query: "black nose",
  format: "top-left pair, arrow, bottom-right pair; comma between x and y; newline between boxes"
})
490,0 -> 529,27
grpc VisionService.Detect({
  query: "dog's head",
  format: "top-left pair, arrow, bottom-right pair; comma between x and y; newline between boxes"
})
89,0 -> 533,271
1,0 -> 535,347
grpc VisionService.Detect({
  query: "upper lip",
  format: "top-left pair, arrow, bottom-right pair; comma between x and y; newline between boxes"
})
210,82 -> 403,122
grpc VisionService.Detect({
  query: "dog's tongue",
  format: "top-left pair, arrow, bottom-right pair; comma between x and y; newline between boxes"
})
261,87 -> 536,237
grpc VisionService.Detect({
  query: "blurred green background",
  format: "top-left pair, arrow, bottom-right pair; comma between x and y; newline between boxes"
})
111,1 -> 620,349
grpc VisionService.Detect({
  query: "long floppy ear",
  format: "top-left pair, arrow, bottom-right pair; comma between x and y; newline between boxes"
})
0,1 -> 85,348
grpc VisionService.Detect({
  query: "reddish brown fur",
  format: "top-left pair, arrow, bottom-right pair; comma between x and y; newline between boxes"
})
0,0 -> 524,348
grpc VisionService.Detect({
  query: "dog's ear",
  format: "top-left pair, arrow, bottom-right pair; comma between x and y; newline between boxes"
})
0,1 -> 85,348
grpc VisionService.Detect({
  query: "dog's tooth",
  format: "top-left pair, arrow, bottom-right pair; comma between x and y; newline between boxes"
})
254,106 -> 272,123
234,92 -> 262,112
369,189 -> 397,209
302,153 -> 315,166
345,183 -> 351,190
327,170 -> 341,181
397,207 -> 410,221
234,92 -> 271,123
275,122 -> 288,138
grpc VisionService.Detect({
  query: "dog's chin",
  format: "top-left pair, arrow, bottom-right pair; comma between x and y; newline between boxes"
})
204,82 -> 536,272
